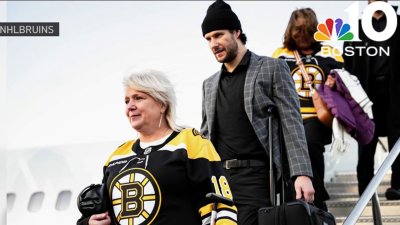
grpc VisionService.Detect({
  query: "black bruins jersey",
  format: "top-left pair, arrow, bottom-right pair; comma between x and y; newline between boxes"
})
101,128 -> 237,225
272,45 -> 344,119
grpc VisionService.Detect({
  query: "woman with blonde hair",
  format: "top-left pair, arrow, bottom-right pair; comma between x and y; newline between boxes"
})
77,69 -> 237,225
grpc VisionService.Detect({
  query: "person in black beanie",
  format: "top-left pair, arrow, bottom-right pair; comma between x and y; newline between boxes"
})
200,1 -> 315,225
201,0 -> 242,37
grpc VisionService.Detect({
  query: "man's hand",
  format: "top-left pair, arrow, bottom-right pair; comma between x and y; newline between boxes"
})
294,175 -> 315,203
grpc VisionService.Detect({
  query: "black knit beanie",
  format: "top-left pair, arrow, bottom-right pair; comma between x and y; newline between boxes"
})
201,0 -> 242,36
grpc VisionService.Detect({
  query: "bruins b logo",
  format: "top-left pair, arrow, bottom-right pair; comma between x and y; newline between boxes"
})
291,64 -> 325,99
109,168 -> 161,225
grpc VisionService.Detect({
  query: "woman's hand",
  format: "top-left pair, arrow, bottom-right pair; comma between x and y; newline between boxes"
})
325,75 -> 336,88
294,176 -> 315,203
89,212 -> 111,225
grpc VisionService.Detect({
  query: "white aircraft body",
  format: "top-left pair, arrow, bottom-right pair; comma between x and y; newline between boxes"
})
7,142 -> 120,225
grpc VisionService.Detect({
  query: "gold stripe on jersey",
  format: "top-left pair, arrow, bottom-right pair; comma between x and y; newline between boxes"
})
199,203 -> 213,217
168,128 -> 221,161
104,140 -> 136,166
217,204 -> 237,212
301,107 -> 317,119
272,47 -> 293,58
198,203 -> 237,216
217,218 -> 237,225
199,203 -> 237,224
301,107 -> 317,113
112,199 -> 122,205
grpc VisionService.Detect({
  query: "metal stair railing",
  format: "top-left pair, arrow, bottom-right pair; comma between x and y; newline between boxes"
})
371,192 -> 382,225
343,138 -> 400,225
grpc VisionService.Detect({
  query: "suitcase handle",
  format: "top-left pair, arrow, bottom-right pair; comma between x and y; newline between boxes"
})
266,106 -> 286,206
267,106 -> 276,206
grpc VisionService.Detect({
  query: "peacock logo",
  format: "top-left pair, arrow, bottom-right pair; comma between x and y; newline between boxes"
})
314,18 -> 354,41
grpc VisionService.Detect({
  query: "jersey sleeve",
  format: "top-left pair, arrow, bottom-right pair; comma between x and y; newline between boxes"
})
272,48 -> 283,58
184,129 -> 237,225
76,142 -> 129,225
76,167 -> 111,225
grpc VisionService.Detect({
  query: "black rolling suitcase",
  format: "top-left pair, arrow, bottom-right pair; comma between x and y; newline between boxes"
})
258,200 -> 336,225
258,106 -> 336,225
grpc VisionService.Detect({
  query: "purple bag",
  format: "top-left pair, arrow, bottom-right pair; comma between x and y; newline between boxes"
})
318,74 -> 375,145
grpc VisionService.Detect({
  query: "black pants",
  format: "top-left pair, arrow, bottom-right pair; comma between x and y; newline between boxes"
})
224,166 -> 270,225
357,133 -> 400,194
303,118 -> 332,211
358,84 -> 400,194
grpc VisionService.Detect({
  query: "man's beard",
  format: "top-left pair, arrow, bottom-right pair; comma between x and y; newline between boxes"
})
215,41 -> 239,63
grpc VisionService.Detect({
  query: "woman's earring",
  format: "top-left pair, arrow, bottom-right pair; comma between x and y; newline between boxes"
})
159,112 -> 163,128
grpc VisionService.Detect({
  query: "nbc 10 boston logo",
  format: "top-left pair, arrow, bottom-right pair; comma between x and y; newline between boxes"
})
314,1 -> 398,57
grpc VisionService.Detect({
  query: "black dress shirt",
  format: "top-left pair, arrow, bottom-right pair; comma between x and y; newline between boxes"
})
215,51 -> 266,160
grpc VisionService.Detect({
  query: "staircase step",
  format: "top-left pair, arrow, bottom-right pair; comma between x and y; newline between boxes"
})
336,216 -> 400,225
328,199 -> 400,217
325,181 -> 390,194
333,171 -> 392,183
329,192 -> 386,201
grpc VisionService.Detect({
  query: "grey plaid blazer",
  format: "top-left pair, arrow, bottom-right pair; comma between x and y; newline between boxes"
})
201,51 -> 313,178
